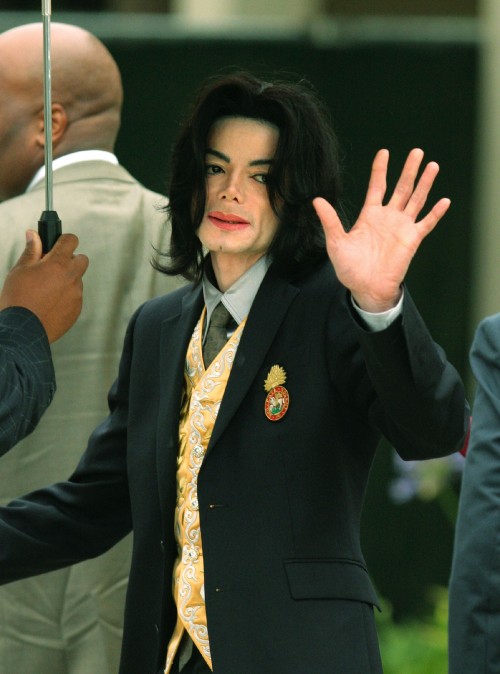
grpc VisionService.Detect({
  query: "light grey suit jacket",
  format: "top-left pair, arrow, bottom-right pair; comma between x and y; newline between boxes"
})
0,160 -> 179,674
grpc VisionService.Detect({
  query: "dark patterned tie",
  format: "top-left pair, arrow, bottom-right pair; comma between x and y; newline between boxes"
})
203,302 -> 233,367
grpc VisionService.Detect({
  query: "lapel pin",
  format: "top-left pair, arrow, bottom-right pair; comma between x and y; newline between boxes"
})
264,365 -> 290,421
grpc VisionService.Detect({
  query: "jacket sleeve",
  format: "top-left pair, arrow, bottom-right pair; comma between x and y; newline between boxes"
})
448,313 -> 500,674
346,289 -> 470,459
0,305 -> 142,584
0,307 -> 55,456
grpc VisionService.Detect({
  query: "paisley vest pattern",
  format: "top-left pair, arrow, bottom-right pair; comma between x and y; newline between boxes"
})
164,309 -> 246,672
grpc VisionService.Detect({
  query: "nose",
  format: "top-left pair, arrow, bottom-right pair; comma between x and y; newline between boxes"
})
219,172 -> 243,202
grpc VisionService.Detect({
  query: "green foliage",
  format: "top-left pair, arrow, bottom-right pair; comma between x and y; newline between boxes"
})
377,586 -> 449,674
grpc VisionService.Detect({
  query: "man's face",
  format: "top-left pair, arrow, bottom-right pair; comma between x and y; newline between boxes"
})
198,116 -> 280,280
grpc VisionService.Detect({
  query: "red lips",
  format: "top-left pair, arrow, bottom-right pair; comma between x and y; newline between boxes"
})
208,211 -> 250,225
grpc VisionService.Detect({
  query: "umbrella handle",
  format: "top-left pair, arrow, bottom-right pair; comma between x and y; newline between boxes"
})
38,211 -> 62,253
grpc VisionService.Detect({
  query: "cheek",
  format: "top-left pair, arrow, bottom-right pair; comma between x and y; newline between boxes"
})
197,220 -> 217,251
197,220 -> 208,244
263,211 -> 281,242
204,178 -> 218,203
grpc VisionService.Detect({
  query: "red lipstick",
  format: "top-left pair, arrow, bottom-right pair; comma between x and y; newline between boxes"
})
208,211 -> 250,230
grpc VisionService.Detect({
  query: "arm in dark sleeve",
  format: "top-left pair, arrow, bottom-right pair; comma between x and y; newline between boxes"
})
0,307 -> 55,455
344,288 -> 470,459
0,305 -> 140,583
448,313 -> 500,674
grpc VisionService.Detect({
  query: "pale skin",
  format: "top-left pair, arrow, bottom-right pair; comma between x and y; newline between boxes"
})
0,231 -> 89,343
198,117 -> 280,291
200,119 -> 450,308
313,147 -> 450,313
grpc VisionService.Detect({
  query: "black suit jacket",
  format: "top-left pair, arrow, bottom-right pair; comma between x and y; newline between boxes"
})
0,308 -> 55,455
0,262 -> 468,673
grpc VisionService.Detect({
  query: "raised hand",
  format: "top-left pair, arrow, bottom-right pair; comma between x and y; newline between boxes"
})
313,148 -> 450,312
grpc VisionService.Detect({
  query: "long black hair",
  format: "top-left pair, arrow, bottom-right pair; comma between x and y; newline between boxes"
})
154,71 -> 345,283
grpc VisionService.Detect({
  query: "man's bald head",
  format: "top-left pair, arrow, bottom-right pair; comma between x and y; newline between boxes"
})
0,23 -> 123,201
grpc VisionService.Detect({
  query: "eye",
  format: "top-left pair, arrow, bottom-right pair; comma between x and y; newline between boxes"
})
205,164 -> 223,175
253,173 -> 269,184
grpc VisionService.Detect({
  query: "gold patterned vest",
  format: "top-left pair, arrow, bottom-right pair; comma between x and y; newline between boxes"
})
164,308 -> 246,673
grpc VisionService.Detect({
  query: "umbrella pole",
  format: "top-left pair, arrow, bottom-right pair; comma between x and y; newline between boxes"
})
38,0 -> 61,253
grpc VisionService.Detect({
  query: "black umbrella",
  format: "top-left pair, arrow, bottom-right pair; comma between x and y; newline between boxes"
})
38,0 -> 61,253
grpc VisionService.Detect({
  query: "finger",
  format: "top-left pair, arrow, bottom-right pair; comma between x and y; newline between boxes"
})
313,197 -> 345,241
364,149 -> 389,207
404,160 -> 440,220
72,254 -> 90,277
45,233 -> 80,260
387,148 -> 425,210
417,197 -> 451,236
15,230 -> 43,267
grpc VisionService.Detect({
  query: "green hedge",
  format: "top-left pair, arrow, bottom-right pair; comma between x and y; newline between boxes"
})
377,586 -> 449,674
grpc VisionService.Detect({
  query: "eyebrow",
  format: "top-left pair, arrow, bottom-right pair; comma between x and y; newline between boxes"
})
205,148 -> 274,167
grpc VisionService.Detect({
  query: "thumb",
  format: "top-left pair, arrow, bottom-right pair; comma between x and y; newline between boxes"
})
17,230 -> 43,266
312,197 -> 345,241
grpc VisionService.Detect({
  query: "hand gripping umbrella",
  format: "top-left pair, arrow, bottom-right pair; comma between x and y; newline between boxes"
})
38,0 -> 62,253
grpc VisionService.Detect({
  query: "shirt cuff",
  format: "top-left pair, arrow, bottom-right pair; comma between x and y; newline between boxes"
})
351,289 -> 404,332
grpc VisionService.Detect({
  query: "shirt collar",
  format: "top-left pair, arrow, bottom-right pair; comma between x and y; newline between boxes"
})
202,254 -> 271,338
26,150 -> 119,193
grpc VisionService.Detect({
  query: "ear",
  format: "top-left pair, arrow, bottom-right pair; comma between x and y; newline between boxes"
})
34,104 -> 69,149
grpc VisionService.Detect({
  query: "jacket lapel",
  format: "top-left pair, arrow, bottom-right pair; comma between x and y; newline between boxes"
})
207,266 -> 299,453
154,268 -> 300,492
156,287 -> 204,514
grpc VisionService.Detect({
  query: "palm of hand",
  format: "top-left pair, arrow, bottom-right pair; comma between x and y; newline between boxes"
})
313,148 -> 450,312
328,202 -> 426,306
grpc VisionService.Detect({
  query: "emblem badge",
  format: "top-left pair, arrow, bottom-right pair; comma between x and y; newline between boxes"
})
264,365 -> 290,421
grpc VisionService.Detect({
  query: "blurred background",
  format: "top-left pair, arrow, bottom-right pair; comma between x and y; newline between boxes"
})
1,1 -> 499,671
